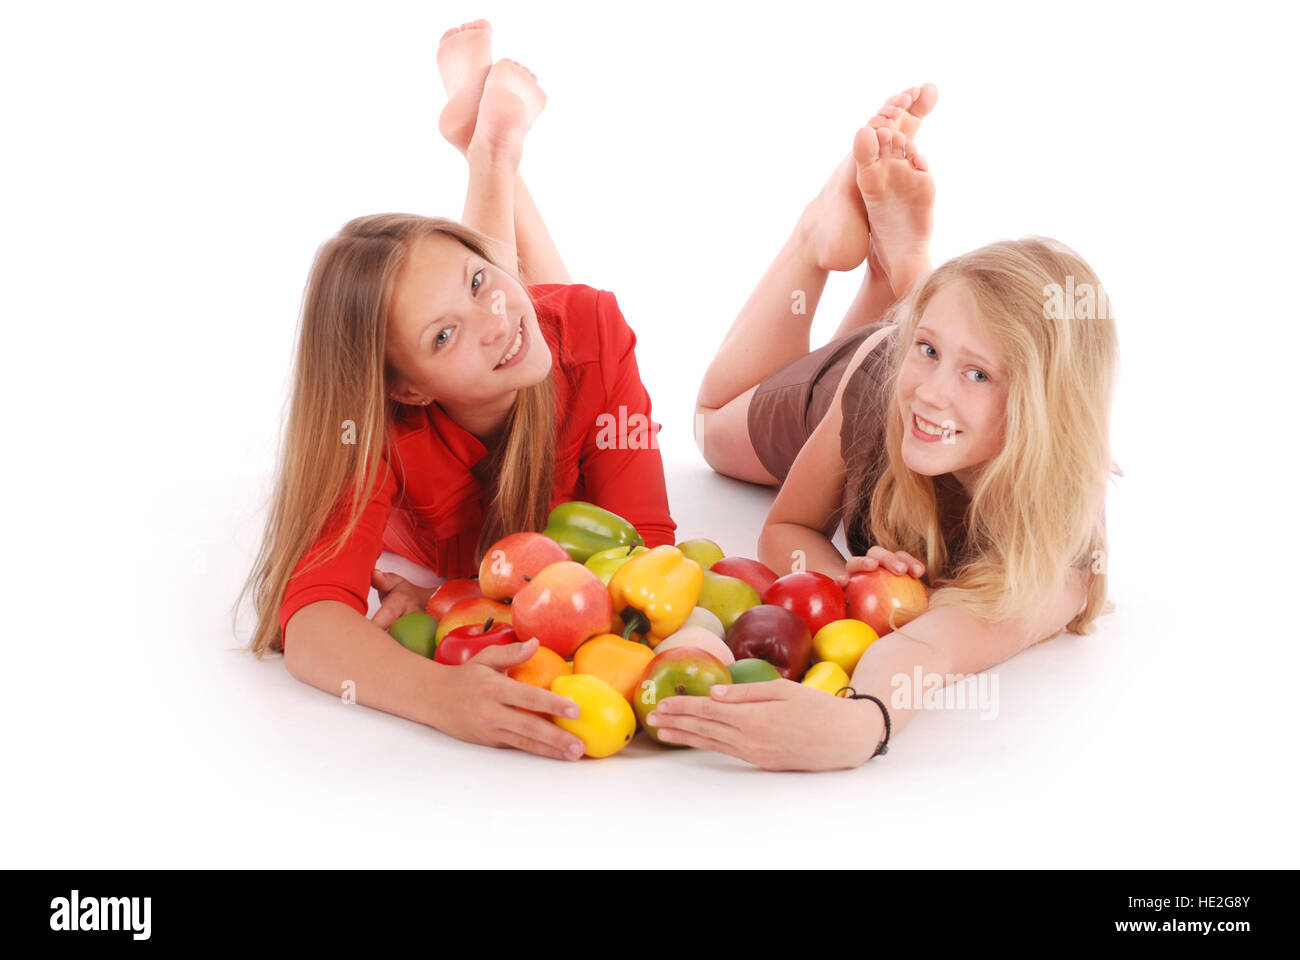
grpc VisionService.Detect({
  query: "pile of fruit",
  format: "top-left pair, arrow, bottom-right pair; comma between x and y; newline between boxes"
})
387,501 -> 929,759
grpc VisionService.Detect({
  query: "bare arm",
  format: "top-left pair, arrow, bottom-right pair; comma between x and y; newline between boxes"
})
758,325 -> 895,577
284,601 -> 447,726
283,600 -> 588,760
643,561 -> 1091,770
847,564 -> 1091,741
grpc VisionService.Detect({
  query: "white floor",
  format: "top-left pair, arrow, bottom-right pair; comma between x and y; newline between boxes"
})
5,0 -> 1296,868
7,442 -> 1294,869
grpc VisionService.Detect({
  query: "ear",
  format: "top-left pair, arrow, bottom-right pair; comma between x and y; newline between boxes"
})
385,375 -> 432,407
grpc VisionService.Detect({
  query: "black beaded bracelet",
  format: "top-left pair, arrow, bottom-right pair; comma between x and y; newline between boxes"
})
836,686 -> 891,758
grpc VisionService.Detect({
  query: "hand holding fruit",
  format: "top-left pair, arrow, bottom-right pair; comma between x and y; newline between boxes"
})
645,677 -> 885,771
370,569 -> 437,631
835,546 -> 925,586
432,638 -> 588,762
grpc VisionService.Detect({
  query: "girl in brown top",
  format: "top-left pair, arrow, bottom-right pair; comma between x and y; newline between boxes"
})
656,85 -> 1120,771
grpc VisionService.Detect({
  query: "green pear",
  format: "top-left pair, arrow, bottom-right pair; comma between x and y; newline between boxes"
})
676,538 -> 725,571
696,570 -> 762,632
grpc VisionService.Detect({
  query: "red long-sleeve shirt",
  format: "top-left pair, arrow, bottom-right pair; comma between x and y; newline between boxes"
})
278,283 -> 676,643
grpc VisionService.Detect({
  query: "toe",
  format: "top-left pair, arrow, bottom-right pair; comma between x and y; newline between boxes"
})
853,124 -> 882,165
911,82 -> 939,117
910,150 -> 930,172
872,105 -> 904,128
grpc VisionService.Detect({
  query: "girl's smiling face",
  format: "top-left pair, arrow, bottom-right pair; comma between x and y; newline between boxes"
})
384,233 -> 552,435
896,281 -> 1009,493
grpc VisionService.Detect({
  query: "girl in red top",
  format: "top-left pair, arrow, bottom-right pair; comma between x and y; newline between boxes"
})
240,21 -> 674,762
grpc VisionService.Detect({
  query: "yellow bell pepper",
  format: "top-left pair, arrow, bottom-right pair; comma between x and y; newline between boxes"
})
607,545 -> 704,643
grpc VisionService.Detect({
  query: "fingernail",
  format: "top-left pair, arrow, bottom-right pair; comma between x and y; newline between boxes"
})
713,685 -> 728,696
566,706 -> 579,718
568,743 -> 583,758
646,712 -> 659,724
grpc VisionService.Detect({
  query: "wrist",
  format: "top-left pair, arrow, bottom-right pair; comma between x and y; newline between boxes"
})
844,692 -> 889,764
419,660 -> 453,730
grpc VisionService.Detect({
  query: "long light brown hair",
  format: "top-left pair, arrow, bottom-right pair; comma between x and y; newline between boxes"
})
239,214 -> 557,658
846,237 -> 1121,635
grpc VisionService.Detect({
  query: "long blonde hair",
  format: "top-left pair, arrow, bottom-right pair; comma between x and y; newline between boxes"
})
849,237 -> 1120,635
239,214 -> 557,658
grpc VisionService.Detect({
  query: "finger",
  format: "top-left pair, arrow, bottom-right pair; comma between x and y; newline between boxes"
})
371,568 -> 403,591
649,693 -> 744,730
372,602 -> 400,632
468,638 -> 539,670
845,556 -> 879,574
895,551 -> 926,577
870,548 -> 910,576
506,710 -> 587,758
648,704 -> 743,745
498,676 -> 581,719
493,727 -> 583,762
706,679 -> 794,703
655,724 -> 748,759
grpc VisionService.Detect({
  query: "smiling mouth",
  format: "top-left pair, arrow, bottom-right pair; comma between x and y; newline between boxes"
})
495,322 -> 523,368
913,412 -> 961,437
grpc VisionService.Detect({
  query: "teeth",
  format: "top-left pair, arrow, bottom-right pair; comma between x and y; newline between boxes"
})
496,327 -> 522,367
914,414 -> 952,437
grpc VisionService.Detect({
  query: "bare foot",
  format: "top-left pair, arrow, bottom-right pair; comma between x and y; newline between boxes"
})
436,19 -> 493,154
869,83 -> 939,139
854,126 -> 934,298
797,153 -> 872,272
796,84 -> 937,273
467,59 -> 547,167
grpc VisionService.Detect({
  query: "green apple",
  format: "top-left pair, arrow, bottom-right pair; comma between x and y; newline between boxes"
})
388,612 -> 439,658
696,569 -> 762,632
728,658 -> 782,684
676,538 -> 725,571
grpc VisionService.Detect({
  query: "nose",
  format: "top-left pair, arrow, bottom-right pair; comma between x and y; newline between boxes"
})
913,369 -> 950,416
479,305 -> 512,346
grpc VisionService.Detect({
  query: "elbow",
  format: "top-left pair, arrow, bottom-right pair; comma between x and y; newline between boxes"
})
281,607 -> 318,683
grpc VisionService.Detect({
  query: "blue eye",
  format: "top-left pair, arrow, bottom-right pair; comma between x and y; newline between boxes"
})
967,369 -> 990,383
917,340 -> 937,359
435,328 -> 452,349
471,269 -> 484,294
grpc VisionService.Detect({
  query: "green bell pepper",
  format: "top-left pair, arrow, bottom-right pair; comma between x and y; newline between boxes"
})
544,501 -> 645,563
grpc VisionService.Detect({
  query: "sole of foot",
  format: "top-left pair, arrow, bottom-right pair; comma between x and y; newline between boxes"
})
853,126 -> 934,296
467,59 -> 547,165
437,20 -> 493,153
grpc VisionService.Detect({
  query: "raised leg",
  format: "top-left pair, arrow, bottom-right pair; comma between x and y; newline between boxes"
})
695,85 -> 938,483
436,24 -> 569,285
461,60 -> 546,268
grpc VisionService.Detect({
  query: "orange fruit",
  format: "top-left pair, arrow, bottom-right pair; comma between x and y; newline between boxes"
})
509,645 -> 572,717
572,633 -> 655,706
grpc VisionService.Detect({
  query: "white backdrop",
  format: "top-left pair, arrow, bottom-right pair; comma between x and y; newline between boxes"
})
3,0 -> 1296,868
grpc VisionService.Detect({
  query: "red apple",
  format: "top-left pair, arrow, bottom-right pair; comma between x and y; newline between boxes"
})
434,596 -> 513,644
844,569 -> 929,637
478,532 -> 570,602
511,561 -> 614,659
725,604 -> 812,681
763,571 -> 846,639
427,578 -> 484,620
434,618 -> 520,665
710,557 -> 779,598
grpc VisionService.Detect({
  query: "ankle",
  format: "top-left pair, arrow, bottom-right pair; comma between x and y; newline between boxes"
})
466,137 -> 521,176
887,253 -> 932,299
